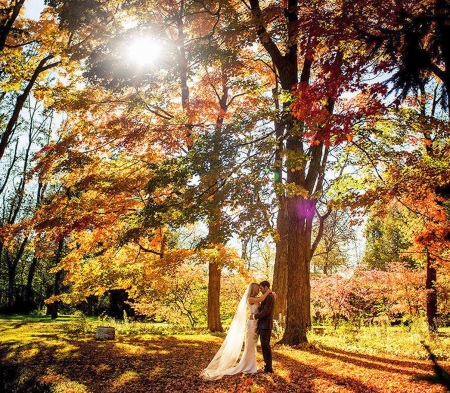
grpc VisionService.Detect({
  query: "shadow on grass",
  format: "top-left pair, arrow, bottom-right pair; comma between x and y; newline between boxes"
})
297,342 -> 450,392
414,343 -> 450,391
305,344 -> 436,375
1,325 -> 449,393
0,314 -> 76,322
0,334 -> 376,393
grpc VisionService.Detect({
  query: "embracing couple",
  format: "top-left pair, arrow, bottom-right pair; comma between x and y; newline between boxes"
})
200,281 -> 276,380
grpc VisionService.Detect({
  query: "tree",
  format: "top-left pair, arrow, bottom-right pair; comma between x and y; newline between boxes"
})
0,4 -> 62,309
244,0 -> 382,344
336,101 -> 450,331
311,264 -> 426,327
30,1 -> 266,326
0,1 -> 60,160
362,204 -> 416,270
0,0 -> 99,312
311,210 -> 357,275
120,1 -> 275,331
349,0 -> 450,332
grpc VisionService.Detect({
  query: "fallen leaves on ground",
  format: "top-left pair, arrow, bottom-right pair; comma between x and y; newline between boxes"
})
1,322 -> 449,393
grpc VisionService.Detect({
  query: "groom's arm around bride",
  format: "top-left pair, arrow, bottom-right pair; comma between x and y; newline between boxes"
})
251,281 -> 275,373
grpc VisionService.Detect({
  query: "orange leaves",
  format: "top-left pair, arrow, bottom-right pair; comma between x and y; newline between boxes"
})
2,323 -> 449,393
0,219 -> 32,250
197,244 -> 243,270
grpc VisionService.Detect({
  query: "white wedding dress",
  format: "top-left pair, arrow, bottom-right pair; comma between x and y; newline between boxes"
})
200,285 -> 259,380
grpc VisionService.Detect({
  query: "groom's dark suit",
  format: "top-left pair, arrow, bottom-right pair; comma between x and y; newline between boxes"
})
254,293 -> 275,372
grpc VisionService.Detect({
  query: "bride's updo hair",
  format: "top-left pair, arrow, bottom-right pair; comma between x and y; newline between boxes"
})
248,283 -> 260,297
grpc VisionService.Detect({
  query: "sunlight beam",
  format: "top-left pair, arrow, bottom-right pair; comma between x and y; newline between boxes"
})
127,38 -> 163,67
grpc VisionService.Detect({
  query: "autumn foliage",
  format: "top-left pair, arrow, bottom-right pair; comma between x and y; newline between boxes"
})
1,0 -> 450,354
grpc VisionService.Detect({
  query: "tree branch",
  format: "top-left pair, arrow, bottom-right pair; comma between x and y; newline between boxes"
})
0,54 -> 59,160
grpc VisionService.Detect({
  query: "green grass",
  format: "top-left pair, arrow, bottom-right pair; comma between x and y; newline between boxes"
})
1,315 -> 449,393
308,320 -> 450,360
0,314 -> 78,323
2,314 -> 448,359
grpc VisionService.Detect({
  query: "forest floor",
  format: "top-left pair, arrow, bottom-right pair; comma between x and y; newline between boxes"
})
1,315 -> 450,393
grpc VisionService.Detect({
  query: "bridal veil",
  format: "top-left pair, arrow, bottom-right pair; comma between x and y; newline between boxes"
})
200,283 -> 252,380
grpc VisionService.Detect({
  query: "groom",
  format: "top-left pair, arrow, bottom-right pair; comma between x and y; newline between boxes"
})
251,280 -> 275,373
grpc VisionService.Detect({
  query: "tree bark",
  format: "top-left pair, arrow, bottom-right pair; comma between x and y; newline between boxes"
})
281,197 -> 314,344
0,0 -> 26,51
46,240 -> 64,319
6,237 -> 28,309
248,0 -> 326,345
272,198 -> 288,323
207,261 -> 223,332
24,256 -> 38,307
426,252 -> 438,332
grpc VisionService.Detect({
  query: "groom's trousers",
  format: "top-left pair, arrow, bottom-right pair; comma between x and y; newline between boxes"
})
259,329 -> 272,371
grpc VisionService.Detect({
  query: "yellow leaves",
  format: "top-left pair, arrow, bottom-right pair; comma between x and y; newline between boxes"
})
0,220 -> 32,251
153,249 -> 195,272
0,47 -> 28,92
44,294 -> 64,304
1,12 -> 67,94
0,78 -> 22,93
283,182 -> 309,198
197,244 -> 243,269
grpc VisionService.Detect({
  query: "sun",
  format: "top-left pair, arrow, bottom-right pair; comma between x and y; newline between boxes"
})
127,37 -> 162,66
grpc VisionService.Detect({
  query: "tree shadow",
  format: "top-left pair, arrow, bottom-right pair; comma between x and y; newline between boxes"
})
413,343 -> 450,391
270,345 -> 379,393
194,339 -> 379,392
1,334 -> 239,393
306,344 -> 436,375
1,333 -> 449,393
297,342 -> 450,391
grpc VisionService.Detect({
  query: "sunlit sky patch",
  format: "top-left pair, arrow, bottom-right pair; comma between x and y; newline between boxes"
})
127,37 -> 163,67
25,0 -> 44,20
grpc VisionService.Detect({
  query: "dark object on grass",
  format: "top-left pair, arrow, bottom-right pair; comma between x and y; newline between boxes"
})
95,326 -> 115,340
416,342 -> 450,391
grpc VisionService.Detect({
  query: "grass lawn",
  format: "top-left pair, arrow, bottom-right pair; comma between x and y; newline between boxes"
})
1,315 -> 449,392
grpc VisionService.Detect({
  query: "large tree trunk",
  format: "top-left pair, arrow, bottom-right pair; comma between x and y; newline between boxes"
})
426,252 -> 438,332
207,261 -> 223,332
46,240 -> 64,319
272,198 -> 288,323
249,0 -> 323,345
281,197 -> 314,344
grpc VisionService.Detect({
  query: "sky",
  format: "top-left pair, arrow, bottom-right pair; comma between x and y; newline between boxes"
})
25,0 -> 45,20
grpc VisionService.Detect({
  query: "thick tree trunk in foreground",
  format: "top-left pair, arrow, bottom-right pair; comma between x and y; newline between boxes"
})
280,196 -> 314,345
207,262 -> 223,332
272,198 -> 288,323
249,0 -> 320,345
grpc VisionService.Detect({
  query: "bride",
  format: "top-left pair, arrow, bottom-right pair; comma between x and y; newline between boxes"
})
200,282 -> 274,380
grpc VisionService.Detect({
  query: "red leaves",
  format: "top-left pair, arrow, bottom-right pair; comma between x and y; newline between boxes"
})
291,78 -> 387,147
